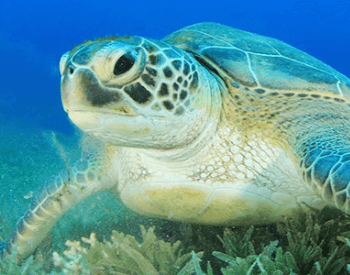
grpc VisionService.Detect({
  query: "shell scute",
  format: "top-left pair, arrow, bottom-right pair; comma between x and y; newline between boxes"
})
164,22 -> 350,97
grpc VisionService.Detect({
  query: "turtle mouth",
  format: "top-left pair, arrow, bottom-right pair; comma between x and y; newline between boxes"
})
65,107 -> 160,148
65,107 -> 140,117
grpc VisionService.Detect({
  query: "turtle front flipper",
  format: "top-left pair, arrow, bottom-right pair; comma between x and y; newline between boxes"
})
299,135 -> 350,213
0,150 -> 116,262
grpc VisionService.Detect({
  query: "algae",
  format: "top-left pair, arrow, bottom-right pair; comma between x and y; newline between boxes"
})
53,225 -> 202,275
193,208 -> 350,274
1,208 -> 350,274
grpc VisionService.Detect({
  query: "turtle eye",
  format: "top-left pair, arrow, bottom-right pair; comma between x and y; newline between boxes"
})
113,52 -> 135,76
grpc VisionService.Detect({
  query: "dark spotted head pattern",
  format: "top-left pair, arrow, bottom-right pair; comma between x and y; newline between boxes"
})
60,36 -> 200,115
59,35 -> 222,148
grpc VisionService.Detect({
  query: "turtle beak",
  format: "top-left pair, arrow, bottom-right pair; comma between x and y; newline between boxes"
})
60,62 -> 123,113
60,62 -> 76,112
60,62 -> 91,113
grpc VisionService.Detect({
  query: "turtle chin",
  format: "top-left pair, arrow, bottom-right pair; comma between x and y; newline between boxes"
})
67,109 -> 155,148
66,108 -> 208,150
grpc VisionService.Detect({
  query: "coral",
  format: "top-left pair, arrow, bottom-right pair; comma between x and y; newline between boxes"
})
53,225 -> 202,274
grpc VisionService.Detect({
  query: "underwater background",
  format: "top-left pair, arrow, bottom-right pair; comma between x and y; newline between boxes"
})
1,0 -> 350,274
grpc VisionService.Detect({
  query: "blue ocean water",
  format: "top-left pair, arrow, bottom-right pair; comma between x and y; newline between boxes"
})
0,0 -> 349,133
0,0 -> 350,272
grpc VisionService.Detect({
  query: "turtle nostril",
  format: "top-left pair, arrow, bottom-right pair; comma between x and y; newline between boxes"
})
68,66 -> 75,75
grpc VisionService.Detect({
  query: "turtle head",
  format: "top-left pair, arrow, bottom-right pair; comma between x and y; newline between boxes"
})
60,36 -> 221,149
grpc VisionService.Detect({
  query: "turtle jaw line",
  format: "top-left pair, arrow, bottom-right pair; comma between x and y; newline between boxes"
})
65,108 -> 140,118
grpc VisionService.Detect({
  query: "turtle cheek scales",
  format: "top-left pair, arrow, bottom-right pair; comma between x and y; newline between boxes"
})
123,83 -> 153,104
134,40 -> 202,116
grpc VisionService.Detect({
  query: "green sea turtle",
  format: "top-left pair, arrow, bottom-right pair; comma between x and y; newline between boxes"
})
2,22 -> 350,261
